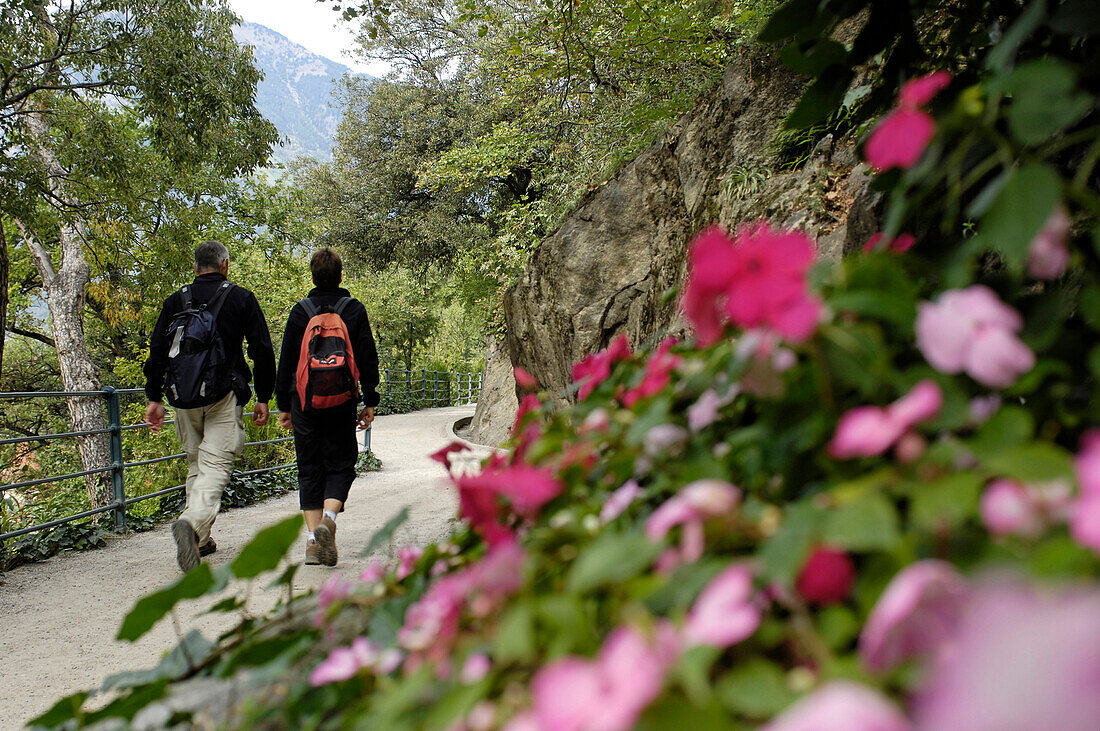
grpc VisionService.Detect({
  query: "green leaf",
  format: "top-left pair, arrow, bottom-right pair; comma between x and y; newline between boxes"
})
984,442 -> 1074,481
231,513 -> 303,579
673,645 -> 722,705
758,0 -> 822,42
817,605 -> 860,650
780,40 -> 847,76
759,502 -> 819,585
493,602 -> 536,662
1079,286 -> 1100,331
1089,345 -> 1100,379
985,0 -> 1049,71
715,658 -> 798,718
265,562 -> 300,590
820,492 -> 900,551
566,530 -> 661,594
26,692 -> 88,728
910,472 -> 983,532
118,563 -> 216,641
969,406 -> 1035,459
826,290 -> 917,332
1002,60 -> 1092,144
636,697 -> 735,731
361,506 -> 411,557
423,678 -> 492,729
83,680 -> 169,724
784,67 -> 854,129
821,323 -> 891,397
103,630 -> 215,691
977,164 -> 1060,272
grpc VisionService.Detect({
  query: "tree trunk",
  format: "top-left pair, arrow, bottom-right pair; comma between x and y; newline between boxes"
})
17,109 -> 113,512
0,220 -> 8,379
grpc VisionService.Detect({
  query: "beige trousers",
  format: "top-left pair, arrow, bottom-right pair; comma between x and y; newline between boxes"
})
174,391 -> 245,543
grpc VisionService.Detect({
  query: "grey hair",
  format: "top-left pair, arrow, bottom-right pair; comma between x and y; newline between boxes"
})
195,240 -> 229,271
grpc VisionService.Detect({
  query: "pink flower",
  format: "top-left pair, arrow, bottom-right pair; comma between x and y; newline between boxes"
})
580,407 -> 610,433
309,636 -> 379,686
642,424 -> 688,455
461,653 -> 491,684
531,624 -> 679,731
1070,495 -> 1100,554
684,564 -> 762,648
645,480 -> 741,541
915,286 -> 1034,388
430,441 -> 471,470
572,335 -> 632,400
682,223 -> 822,345
688,387 -> 738,431
1026,205 -> 1071,279
829,380 -> 942,459
762,681 -> 912,731
796,547 -> 856,605
863,232 -> 917,254
859,560 -> 966,673
514,366 -> 539,391
866,107 -> 937,170
968,395 -> 1001,425
914,577 -> 1100,731
398,572 -> 468,654
1076,429 -> 1100,498
621,338 -> 681,408
455,463 -> 562,543
600,479 -> 642,524
396,545 -> 424,581
981,480 -> 1043,537
898,71 -> 951,107
512,393 -> 541,434
359,560 -> 387,582
314,574 -> 352,627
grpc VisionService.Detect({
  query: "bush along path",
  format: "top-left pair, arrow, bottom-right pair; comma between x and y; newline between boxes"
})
0,405 -> 479,730
30,2 -> 1100,729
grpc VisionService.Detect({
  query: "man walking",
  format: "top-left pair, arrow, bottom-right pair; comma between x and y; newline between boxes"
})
276,247 -> 380,566
144,240 -> 276,572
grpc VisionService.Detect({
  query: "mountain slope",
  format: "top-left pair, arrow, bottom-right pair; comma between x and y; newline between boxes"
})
232,21 -> 372,163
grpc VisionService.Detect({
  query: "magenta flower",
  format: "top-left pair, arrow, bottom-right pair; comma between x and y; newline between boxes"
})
429,441 -> 471,471
682,223 -> 822,345
621,338 -> 681,408
572,334 -> 632,400
580,407 -> 610,433
359,560 -> 387,583
980,479 -> 1042,537
1076,429 -> 1100,497
796,546 -> 856,605
1026,205 -> 1071,279
514,366 -> 539,391
898,71 -> 951,107
531,624 -> 679,731
1070,495 -> 1100,554
455,463 -> 562,543
309,637 -> 380,686
915,285 -> 1034,388
314,574 -> 352,627
398,572 -> 468,654
763,681 -> 912,731
512,393 -> 541,434
859,560 -> 966,673
396,545 -> 424,581
645,479 -> 741,541
863,232 -> 917,254
829,380 -> 942,459
600,479 -> 642,524
684,564 -> 762,648
865,107 -> 937,170
461,653 -> 491,684
914,577 -> 1100,731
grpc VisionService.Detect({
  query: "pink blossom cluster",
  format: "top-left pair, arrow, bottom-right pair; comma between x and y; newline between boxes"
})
513,393 -> 542,433
1071,430 -> 1100,553
514,366 -> 539,392
454,460 -> 562,545
313,574 -> 352,629
682,223 -> 822,346
980,478 -> 1072,538
308,636 -> 403,686
915,285 -> 1035,388
829,380 -> 943,459
865,71 -> 950,170
1026,206 -> 1072,279
621,338 -> 681,407
396,545 -> 424,581
398,539 -> 524,666
683,564 -> 763,647
863,232 -> 917,254
572,335 -> 632,401
599,479 -> 642,524
645,479 -> 741,570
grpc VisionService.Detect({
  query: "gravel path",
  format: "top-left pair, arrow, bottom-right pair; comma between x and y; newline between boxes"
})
0,405 -> 486,730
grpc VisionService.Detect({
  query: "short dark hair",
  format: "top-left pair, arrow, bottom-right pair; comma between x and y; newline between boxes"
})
311,247 -> 343,289
195,241 -> 229,271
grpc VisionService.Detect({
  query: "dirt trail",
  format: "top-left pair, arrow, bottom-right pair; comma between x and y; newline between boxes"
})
0,405 -> 487,730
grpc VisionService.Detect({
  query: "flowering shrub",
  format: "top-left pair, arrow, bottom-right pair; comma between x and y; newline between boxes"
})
33,1 -> 1100,729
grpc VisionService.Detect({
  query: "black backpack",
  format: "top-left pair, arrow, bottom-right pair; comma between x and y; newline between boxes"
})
164,282 -> 236,409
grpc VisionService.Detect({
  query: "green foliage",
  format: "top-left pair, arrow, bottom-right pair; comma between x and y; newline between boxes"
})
356,450 -> 384,474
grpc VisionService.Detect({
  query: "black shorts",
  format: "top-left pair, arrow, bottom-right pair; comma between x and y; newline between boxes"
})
291,396 -> 358,510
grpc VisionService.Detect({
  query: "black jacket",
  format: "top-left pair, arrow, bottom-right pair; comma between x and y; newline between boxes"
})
144,272 -> 276,405
275,286 -> 381,412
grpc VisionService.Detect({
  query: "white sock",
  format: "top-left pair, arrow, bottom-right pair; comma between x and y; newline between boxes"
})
307,531 -> 316,543
323,509 -> 337,522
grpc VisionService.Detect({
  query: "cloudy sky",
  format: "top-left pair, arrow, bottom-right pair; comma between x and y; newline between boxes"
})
228,0 -> 391,76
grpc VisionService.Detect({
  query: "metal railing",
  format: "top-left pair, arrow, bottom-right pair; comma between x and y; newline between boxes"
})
0,388 -> 295,542
380,368 -> 483,409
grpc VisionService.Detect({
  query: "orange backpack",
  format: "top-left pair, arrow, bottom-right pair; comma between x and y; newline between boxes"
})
295,297 -> 361,410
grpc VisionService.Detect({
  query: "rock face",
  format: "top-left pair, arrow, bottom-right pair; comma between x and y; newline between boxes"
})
471,52 -> 880,438
467,336 -> 518,446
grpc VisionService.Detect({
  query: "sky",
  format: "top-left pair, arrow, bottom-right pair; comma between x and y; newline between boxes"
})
228,0 -> 391,77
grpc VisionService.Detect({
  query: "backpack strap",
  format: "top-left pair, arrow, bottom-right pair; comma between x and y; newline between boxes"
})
333,297 -> 354,319
300,297 -> 320,319
180,285 -> 193,310
203,282 -> 235,322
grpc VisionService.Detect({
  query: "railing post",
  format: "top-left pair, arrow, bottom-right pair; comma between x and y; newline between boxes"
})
420,369 -> 426,407
433,371 -> 440,406
104,387 -> 126,531
476,371 -> 482,400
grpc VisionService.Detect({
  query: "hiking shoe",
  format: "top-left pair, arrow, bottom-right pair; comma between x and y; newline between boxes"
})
305,540 -> 321,565
313,517 -> 338,567
198,538 -> 217,557
172,520 -> 200,573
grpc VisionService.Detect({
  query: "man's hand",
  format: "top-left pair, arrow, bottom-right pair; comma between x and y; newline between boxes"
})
357,406 -> 375,429
145,401 -> 165,433
278,411 -> 293,430
253,402 -> 270,426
